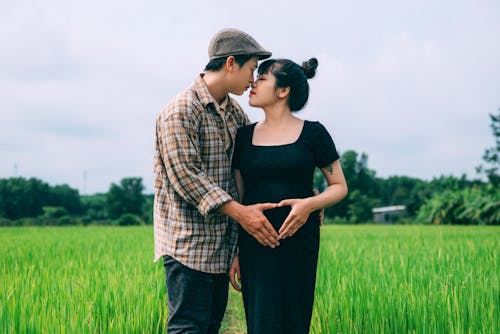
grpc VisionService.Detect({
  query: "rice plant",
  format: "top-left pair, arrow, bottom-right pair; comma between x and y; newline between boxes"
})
1,225 -> 498,333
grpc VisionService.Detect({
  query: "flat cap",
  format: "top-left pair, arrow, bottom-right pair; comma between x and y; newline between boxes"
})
208,28 -> 271,60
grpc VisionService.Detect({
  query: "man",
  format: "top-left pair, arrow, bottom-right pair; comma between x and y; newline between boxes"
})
153,28 -> 280,334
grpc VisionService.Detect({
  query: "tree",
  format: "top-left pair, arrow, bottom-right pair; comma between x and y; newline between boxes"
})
416,186 -> 499,225
347,190 -> 380,223
81,194 -> 108,221
0,178 -> 82,220
0,177 -> 51,219
325,150 -> 379,220
379,176 -> 428,216
106,177 -> 145,219
312,168 -> 326,192
48,184 -> 82,215
476,108 -> 500,186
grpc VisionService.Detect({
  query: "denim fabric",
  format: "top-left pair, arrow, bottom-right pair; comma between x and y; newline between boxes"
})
163,256 -> 229,334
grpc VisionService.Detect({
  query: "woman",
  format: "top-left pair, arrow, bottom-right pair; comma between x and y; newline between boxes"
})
230,57 -> 348,333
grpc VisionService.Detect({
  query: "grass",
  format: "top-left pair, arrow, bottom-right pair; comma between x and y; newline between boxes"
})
311,225 -> 499,333
1,225 -> 499,333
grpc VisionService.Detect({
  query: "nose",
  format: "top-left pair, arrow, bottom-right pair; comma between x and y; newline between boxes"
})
251,82 -> 256,88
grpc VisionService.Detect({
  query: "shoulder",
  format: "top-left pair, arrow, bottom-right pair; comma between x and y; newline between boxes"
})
305,120 -> 328,132
301,121 -> 337,149
304,120 -> 334,138
157,83 -> 203,123
236,122 -> 256,136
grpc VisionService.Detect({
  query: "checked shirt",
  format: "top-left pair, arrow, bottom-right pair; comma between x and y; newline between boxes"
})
153,74 -> 249,273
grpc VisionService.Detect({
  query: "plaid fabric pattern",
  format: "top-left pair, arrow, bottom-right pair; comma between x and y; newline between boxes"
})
154,75 -> 250,273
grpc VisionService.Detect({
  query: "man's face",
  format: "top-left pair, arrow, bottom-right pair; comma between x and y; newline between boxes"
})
229,56 -> 258,96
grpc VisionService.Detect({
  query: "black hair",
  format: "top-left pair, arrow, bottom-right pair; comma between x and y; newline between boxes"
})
258,57 -> 318,112
204,54 -> 254,71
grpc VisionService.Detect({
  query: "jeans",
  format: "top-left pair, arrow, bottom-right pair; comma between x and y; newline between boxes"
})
163,256 -> 229,334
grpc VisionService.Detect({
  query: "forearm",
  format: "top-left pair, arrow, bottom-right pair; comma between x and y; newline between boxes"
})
306,183 -> 348,212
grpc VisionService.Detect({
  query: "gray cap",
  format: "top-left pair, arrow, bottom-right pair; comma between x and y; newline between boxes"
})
208,28 -> 272,60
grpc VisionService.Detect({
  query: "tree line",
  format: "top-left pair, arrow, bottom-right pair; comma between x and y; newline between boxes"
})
0,161 -> 496,226
0,177 -> 152,226
1,110 -> 498,226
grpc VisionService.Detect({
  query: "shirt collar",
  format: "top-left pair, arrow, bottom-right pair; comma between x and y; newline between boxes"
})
194,74 -> 231,110
218,96 -> 228,112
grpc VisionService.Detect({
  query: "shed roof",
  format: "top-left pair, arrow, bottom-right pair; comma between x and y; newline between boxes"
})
372,205 -> 406,213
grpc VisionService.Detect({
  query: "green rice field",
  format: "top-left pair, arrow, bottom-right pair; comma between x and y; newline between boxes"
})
1,225 -> 499,333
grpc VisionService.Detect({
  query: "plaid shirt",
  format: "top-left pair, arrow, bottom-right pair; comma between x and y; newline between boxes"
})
153,74 -> 250,273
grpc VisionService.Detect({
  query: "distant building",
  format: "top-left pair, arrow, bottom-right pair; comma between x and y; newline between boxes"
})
372,205 -> 407,223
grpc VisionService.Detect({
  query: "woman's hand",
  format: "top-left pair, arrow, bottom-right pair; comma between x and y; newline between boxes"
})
277,198 -> 313,239
229,254 -> 241,291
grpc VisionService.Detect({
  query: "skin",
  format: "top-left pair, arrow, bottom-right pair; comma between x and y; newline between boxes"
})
202,56 -> 281,249
229,70 -> 349,291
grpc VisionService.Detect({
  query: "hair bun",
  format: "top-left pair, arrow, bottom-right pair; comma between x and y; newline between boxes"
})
301,58 -> 318,79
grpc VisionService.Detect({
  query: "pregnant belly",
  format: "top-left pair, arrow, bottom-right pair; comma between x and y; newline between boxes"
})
242,182 -> 311,205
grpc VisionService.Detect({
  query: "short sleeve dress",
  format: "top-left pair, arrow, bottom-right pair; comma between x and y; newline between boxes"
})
232,120 -> 340,334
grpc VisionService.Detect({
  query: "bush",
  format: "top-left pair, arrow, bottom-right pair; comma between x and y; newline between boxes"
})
416,186 -> 500,225
0,217 -> 14,226
42,206 -> 69,219
324,216 -> 358,225
116,214 -> 144,226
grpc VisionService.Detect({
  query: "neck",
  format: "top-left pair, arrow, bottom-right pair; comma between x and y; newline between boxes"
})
202,71 -> 228,103
261,104 -> 295,127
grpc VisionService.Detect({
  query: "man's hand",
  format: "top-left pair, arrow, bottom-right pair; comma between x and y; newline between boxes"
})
229,255 -> 241,291
221,201 -> 280,247
237,203 -> 280,247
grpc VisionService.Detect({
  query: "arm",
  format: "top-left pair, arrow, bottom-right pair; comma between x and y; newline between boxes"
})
277,160 -> 348,239
157,110 -> 232,215
312,188 -> 325,226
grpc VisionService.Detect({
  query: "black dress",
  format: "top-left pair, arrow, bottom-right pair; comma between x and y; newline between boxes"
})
232,120 -> 340,334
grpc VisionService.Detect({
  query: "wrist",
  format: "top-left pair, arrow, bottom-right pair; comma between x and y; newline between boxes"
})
220,200 -> 244,221
305,196 -> 320,213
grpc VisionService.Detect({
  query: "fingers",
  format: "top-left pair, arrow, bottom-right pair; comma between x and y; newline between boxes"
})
257,202 -> 278,211
278,215 -> 292,235
277,199 -> 293,207
239,203 -> 285,247
278,222 -> 299,239
229,268 -> 241,291
249,206 -> 280,247
255,219 -> 280,247
278,211 -> 305,239
229,270 -> 241,291
229,257 -> 241,291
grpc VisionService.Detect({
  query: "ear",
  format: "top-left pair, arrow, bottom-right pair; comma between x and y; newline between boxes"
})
277,86 -> 290,99
225,56 -> 236,72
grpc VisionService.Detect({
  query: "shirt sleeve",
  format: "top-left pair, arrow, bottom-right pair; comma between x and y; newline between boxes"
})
156,108 -> 233,216
313,122 -> 340,168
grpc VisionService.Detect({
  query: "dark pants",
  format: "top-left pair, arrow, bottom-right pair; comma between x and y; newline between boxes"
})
163,256 -> 229,334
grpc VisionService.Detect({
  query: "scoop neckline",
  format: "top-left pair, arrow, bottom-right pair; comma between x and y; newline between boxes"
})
250,120 -> 308,147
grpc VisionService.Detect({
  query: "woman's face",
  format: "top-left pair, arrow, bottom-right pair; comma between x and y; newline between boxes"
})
249,71 -> 279,108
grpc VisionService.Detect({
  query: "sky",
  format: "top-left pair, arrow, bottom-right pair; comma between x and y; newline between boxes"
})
1,0 -> 499,194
